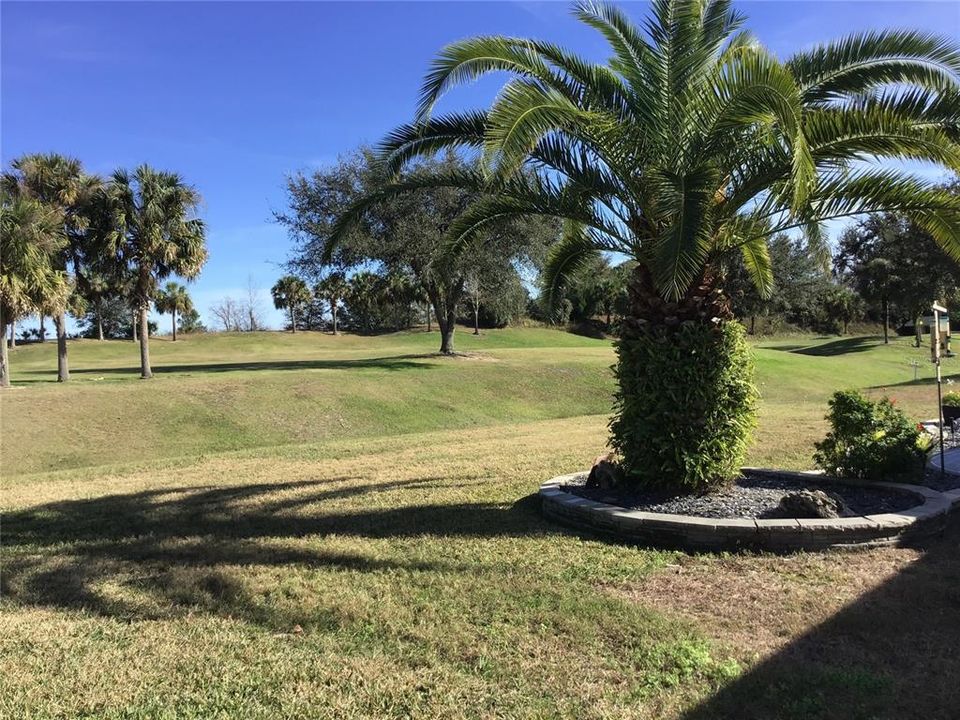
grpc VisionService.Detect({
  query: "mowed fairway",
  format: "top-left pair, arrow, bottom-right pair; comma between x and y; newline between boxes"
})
2,328 -> 958,719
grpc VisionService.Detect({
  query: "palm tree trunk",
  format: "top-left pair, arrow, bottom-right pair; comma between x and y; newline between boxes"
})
9,319 -> 16,348
915,315 -> 922,348
55,312 -> 69,382
612,266 -> 754,491
331,301 -> 338,335
172,309 -> 177,342
132,310 -> 138,342
473,302 -> 480,335
97,313 -> 104,341
139,305 -> 152,379
0,309 -> 10,388
291,308 -> 297,333
39,315 -> 46,342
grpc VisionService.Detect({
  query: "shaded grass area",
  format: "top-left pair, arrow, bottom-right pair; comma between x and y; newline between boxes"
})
4,416 -> 957,718
2,418 -> 738,719
627,522 -> 960,720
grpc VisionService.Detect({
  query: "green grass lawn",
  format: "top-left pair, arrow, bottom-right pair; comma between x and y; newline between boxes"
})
2,327 -> 958,719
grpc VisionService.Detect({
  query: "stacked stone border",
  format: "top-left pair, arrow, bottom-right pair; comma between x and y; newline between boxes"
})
539,468 -> 960,551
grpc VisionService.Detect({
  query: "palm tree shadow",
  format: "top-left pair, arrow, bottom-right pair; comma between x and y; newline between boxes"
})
681,520 -> 960,719
2,476 -> 554,628
768,337 -> 882,356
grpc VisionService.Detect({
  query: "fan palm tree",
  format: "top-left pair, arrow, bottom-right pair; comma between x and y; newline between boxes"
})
0,192 -> 69,387
331,0 -> 960,491
2,153 -> 101,381
100,165 -> 207,378
315,271 -> 348,334
271,275 -> 311,332
155,281 -> 194,341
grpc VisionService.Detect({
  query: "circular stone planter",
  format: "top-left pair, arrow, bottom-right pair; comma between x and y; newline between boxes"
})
539,468 -> 957,551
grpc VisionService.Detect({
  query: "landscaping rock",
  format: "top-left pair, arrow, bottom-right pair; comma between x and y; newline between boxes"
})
586,455 -> 623,490
566,472 -> 920,519
778,489 -> 850,519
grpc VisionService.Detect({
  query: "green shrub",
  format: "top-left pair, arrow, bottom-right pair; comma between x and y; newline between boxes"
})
610,320 -> 757,493
942,391 -> 960,408
814,390 -> 929,482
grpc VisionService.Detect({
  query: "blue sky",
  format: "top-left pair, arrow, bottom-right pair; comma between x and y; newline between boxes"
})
3,0 -> 959,330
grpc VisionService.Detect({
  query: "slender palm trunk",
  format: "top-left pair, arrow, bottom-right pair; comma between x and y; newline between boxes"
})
97,315 -> 104,341
139,305 -> 152,379
55,312 -> 69,382
172,309 -> 178,342
0,309 -> 9,388
331,301 -> 339,335
9,319 -> 16,348
915,315 -> 922,348
39,315 -> 46,342
132,310 -> 138,342
473,303 -> 480,335
291,308 -> 297,333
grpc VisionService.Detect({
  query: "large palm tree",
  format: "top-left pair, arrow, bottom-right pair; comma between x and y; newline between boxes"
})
271,275 -> 311,332
154,281 -> 194,342
332,0 -> 960,491
2,153 -> 101,382
315,271 -> 348,335
0,192 -> 69,387
100,165 -> 207,379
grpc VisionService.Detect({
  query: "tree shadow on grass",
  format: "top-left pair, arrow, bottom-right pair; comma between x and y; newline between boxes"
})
681,521 -> 960,720
16,354 -> 439,383
2,476 -> 553,627
767,336 -> 882,356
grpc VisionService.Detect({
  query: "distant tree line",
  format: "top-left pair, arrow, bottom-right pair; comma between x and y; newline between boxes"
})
275,147 -> 957,344
1,153 -> 207,386
717,181 -> 960,339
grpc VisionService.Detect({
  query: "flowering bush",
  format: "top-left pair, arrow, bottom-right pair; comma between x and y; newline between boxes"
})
814,390 -> 928,482
942,391 -> 960,408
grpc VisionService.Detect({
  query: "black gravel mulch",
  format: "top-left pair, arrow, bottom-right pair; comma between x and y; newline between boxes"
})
565,472 -> 923,520
921,467 -> 960,492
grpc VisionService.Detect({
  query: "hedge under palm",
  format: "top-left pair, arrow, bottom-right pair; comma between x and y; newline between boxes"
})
333,0 -> 960,491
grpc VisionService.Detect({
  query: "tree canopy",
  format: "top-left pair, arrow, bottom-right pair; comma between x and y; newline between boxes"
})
278,149 -> 557,352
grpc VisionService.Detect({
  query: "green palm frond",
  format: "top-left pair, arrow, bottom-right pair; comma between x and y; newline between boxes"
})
646,166 -> 720,298
540,221 -> 602,309
787,29 -> 960,102
380,111 -> 488,175
418,36 -> 576,122
357,0 -> 960,303
738,235 -> 774,299
325,168 -> 488,263
484,79 -> 597,178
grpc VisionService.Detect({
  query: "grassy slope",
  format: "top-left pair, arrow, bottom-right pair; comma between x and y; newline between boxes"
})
1,327 -> 953,476
2,327 -> 958,719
